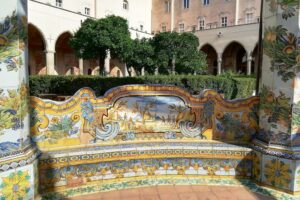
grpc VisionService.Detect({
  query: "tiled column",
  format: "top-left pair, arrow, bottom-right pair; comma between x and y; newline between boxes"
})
253,0 -> 300,194
0,1 -> 38,199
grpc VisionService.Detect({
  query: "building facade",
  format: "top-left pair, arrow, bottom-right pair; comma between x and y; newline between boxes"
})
28,0 -> 260,76
28,0 -> 152,76
152,0 -> 261,75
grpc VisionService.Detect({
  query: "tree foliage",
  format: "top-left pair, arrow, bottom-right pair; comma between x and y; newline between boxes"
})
125,38 -> 155,75
69,15 -> 132,75
151,32 -> 207,75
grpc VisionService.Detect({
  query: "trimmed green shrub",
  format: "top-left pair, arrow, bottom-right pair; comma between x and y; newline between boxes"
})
29,75 -> 256,99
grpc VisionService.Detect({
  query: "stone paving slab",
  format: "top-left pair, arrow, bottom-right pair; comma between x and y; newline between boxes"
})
69,185 -> 276,200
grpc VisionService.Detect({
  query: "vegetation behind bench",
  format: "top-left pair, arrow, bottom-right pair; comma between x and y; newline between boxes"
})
29,75 -> 256,99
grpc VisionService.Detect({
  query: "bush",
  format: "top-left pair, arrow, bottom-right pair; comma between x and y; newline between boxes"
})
29,75 -> 256,99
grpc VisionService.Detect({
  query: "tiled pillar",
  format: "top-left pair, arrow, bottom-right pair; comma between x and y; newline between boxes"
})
0,1 -> 38,199
253,0 -> 300,194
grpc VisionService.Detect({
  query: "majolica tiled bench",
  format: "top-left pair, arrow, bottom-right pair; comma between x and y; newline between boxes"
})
30,85 -> 259,198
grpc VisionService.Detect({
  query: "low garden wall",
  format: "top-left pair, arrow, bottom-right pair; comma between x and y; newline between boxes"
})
30,85 -> 259,198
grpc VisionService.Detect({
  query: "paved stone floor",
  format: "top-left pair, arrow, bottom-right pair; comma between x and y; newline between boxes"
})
69,185 -> 276,200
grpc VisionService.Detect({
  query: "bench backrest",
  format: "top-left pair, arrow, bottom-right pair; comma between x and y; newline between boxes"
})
30,85 -> 259,152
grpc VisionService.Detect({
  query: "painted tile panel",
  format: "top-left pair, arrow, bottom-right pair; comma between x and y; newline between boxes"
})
0,0 -> 29,158
0,162 -> 36,200
30,86 -> 259,151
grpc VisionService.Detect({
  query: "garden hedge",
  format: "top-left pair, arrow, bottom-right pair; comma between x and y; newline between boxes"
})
29,75 -> 256,99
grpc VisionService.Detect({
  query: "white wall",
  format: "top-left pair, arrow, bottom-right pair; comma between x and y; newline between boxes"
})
196,23 -> 259,55
32,0 -> 96,17
97,0 -> 153,38
28,0 -> 91,51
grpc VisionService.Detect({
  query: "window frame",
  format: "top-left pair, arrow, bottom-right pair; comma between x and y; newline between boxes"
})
199,18 -> 205,30
221,16 -> 227,27
165,1 -> 171,13
123,0 -> 129,10
179,23 -> 185,33
203,0 -> 210,6
56,0 -> 62,7
84,7 -> 90,16
183,0 -> 189,9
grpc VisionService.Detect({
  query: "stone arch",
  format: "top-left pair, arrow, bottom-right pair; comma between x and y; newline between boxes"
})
200,43 -> 218,75
28,23 -> 47,75
110,66 -> 124,77
222,41 -> 247,74
55,31 -> 78,75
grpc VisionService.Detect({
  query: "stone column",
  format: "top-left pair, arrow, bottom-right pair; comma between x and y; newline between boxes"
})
104,49 -> 111,76
217,53 -> 222,75
171,0 -> 175,31
235,0 -> 240,25
124,63 -> 129,77
46,50 -> 55,75
141,67 -> 145,76
0,1 -> 37,199
79,58 -> 84,75
247,55 -> 252,75
253,0 -> 300,194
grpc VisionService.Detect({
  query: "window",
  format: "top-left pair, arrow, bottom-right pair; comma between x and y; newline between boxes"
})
192,26 -> 196,32
162,25 -> 167,32
221,17 -> 227,27
140,25 -> 144,31
183,0 -> 189,9
165,1 -> 171,13
203,0 -> 209,5
56,0 -> 62,7
85,7 -> 90,16
179,23 -> 184,33
199,19 -> 205,30
245,13 -> 253,24
123,0 -> 128,10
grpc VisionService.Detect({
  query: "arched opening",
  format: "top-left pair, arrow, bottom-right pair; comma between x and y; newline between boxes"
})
251,44 -> 259,75
55,32 -> 78,75
222,42 -> 247,74
28,24 -> 46,75
200,44 -> 218,75
88,68 -> 92,75
110,66 -> 124,77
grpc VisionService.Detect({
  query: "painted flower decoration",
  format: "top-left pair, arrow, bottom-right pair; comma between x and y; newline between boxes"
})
216,111 -> 224,120
0,170 -> 31,200
51,117 -> 59,124
264,159 -> 292,189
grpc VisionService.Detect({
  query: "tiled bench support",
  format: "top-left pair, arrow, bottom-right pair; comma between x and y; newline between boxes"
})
0,1 -> 38,200
30,85 -> 260,198
251,0 -> 300,196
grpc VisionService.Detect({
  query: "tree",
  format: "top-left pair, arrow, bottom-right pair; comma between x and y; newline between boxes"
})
152,32 -> 207,75
177,50 -> 208,74
152,32 -> 180,75
125,38 -> 155,75
69,15 -> 132,75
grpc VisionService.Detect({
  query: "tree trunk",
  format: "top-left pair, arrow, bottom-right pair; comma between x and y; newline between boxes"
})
98,54 -> 105,76
172,55 -> 176,75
